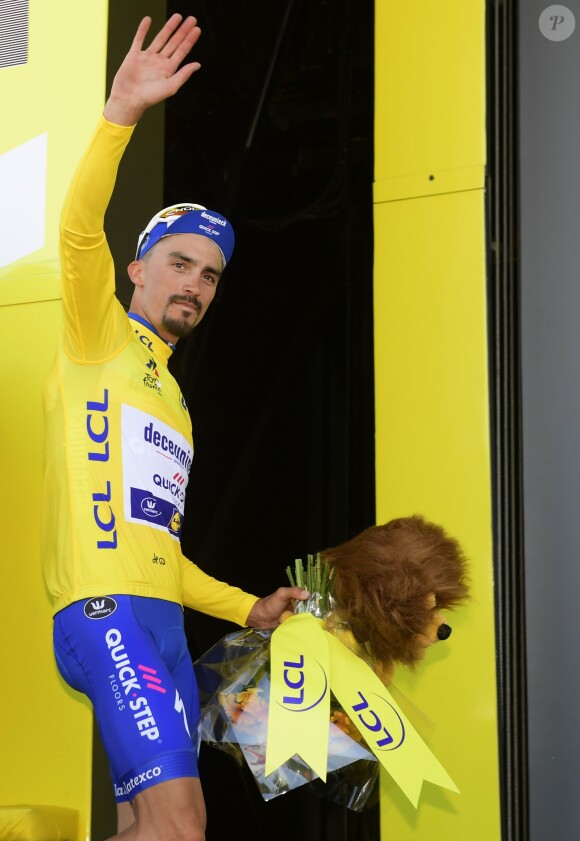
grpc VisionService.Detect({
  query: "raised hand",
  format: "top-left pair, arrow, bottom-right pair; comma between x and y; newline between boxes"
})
104,14 -> 202,127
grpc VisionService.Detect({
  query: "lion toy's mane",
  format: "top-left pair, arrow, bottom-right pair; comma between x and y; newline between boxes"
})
320,515 -> 469,670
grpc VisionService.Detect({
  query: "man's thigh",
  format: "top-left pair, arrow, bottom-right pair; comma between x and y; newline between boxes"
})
53,595 -> 199,802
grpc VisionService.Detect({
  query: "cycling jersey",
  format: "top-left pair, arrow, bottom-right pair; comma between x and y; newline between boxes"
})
42,117 -> 257,625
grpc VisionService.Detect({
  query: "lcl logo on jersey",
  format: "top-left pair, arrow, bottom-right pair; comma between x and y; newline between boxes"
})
84,596 -> 118,620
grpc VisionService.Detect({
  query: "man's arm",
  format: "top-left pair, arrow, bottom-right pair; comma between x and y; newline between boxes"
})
59,16 -> 202,360
180,555 -> 309,628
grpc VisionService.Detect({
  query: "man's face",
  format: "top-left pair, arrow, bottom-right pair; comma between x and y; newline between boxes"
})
129,233 -> 223,343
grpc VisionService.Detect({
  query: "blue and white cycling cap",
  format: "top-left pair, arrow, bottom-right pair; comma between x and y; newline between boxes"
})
136,203 -> 235,268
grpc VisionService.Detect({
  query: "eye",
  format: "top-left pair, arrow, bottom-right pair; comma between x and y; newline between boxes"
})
203,273 -> 218,285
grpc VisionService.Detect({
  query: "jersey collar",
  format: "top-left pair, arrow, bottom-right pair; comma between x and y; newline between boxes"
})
128,312 -> 176,362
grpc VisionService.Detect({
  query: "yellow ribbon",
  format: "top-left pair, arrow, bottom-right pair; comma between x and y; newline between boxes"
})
267,615 -> 459,806
265,613 -> 330,780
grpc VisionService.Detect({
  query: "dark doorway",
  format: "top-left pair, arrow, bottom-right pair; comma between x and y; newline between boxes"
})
165,1 -> 377,838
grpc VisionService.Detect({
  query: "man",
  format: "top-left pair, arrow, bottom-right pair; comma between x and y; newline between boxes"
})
43,15 -> 307,841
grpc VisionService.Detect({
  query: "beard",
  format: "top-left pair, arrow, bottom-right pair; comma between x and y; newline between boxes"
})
161,295 -> 202,338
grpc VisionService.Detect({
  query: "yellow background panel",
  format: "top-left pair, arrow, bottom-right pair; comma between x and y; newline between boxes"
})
374,1 -> 486,187
0,1 -> 109,838
0,0 -> 109,295
0,297 -> 93,833
374,190 -> 500,839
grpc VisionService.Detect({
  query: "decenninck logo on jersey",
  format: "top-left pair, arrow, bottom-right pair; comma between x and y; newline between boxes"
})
143,422 -> 192,471
105,628 -> 160,740
122,405 -> 190,539
84,597 -> 118,619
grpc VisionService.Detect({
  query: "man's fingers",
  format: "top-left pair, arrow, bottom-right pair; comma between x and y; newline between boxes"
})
147,13 -> 189,54
166,26 -> 202,69
130,16 -> 152,52
278,586 -> 310,602
159,17 -> 200,61
130,14 -> 199,60
165,61 -> 202,96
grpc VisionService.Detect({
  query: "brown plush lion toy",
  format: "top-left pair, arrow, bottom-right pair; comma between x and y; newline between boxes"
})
320,514 -> 470,685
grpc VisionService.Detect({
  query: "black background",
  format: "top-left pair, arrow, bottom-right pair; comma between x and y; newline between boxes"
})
167,2 -> 376,838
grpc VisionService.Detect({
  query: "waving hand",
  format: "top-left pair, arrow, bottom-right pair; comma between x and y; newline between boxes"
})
104,14 -> 201,126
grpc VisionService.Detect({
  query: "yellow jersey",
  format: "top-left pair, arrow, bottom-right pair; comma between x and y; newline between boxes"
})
42,117 -> 257,625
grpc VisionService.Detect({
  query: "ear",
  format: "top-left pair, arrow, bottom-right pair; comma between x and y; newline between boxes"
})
127,260 -> 145,289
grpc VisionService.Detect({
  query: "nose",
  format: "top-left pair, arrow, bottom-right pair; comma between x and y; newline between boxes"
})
183,270 -> 202,296
437,623 -> 452,641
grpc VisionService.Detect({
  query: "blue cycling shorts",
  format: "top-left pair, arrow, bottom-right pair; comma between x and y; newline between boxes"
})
53,595 -> 200,803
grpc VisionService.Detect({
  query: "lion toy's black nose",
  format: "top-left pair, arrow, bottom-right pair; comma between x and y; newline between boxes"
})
437,623 -> 452,641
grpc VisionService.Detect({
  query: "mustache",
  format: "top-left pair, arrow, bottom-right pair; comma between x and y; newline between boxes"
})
167,294 -> 201,312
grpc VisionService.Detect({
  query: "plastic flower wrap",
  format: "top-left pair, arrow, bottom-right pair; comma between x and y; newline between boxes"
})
195,553 -> 459,811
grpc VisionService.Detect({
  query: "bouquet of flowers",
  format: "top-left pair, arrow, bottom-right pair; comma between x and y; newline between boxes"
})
195,545 -> 461,811
195,555 -> 380,811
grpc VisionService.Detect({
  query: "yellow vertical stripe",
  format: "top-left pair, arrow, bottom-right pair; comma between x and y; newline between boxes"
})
374,2 -> 501,839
